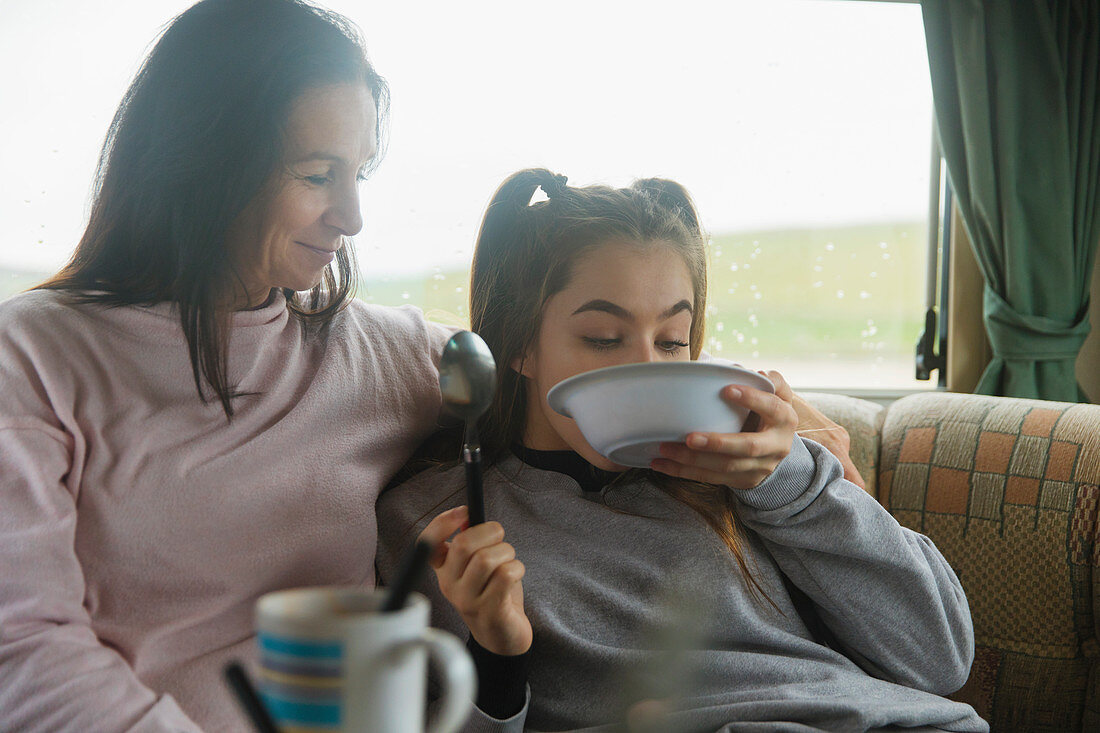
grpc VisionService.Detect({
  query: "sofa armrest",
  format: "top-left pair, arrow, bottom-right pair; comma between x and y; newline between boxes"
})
800,391 -> 885,498
878,391 -> 1100,731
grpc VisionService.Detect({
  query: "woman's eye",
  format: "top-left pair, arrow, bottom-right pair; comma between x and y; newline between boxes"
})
582,337 -> 620,351
305,175 -> 332,186
659,340 -> 689,354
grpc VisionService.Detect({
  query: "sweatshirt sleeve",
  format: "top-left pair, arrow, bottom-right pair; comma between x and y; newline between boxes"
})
0,420 -> 201,729
733,437 -> 975,695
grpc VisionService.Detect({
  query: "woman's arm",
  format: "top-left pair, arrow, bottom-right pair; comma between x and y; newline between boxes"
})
733,437 -> 974,695
0,421 -> 202,733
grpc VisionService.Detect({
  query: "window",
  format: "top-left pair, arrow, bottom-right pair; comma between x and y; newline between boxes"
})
2,0 -> 933,390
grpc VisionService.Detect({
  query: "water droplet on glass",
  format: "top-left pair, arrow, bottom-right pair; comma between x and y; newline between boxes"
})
879,241 -> 888,249
736,333 -> 745,343
716,322 -> 724,332
882,253 -> 891,260
753,292 -> 762,300
813,265 -> 823,272
859,291 -> 870,299
729,263 -> 739,272
869,271 -> 878,278
825,243 -> 835,252
455,286 -> 463,293
812,281 -> 823,288
836,290 -> 845,299
750,337 -> 758,346
752,351 -> 759,358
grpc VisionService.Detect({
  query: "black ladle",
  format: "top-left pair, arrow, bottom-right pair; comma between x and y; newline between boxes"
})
438,331 -> 497,525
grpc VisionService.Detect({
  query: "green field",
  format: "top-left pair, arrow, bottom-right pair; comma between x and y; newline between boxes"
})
1,221 -> 927,377
357,221 -> 928,367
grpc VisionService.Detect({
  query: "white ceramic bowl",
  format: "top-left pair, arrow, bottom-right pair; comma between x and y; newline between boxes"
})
546,361 -> 775,468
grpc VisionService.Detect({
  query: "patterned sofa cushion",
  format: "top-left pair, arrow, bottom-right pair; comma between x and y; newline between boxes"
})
879,392 -> 1100,732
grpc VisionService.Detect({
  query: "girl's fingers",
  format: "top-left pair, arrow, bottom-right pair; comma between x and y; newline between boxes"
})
650,456 -> 773,488
418,506 -> 470,568
719,384 -> 796,429
760,369 -> 794,403
456,542 -> 517,601
678,430 -> 787,460
442,521 -> 506,578
480,558 -> 526,602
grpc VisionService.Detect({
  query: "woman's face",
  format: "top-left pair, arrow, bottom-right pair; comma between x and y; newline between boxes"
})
519,240 -> 696,470
227,83 -> 378,306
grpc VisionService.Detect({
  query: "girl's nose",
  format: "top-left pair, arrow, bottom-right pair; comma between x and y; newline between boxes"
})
628,341 -> 661,364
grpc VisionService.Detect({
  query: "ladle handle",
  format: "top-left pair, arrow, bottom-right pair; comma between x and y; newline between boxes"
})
463,445 -> 485,525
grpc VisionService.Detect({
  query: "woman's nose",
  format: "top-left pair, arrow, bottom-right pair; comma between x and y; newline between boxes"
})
325,182 -> 364,237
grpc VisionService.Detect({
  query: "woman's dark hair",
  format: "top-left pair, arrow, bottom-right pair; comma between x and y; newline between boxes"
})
467,167 -> 770,603
37,0 -> 388,418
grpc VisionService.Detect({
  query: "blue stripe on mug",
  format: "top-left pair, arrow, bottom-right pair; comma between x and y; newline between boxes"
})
260,692 -> 341,727
258,634 -> 343,659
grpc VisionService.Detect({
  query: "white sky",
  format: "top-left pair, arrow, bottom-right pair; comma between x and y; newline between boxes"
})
0,0 -> 931,276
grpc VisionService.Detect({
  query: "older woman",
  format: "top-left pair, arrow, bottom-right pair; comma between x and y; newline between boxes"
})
0,1 -> 453,730
0,2 -> 865,731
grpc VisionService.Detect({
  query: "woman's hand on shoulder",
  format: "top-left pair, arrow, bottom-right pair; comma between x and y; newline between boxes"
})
652,369 -> 798,491
419,506 -> 532,656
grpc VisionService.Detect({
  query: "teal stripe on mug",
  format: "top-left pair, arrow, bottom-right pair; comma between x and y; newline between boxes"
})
260,652 -> 342,677
258,633 -> 342,659
261,692 -> 341,727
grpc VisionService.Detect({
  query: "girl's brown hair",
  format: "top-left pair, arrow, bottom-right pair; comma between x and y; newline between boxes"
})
469,167 -> 769,602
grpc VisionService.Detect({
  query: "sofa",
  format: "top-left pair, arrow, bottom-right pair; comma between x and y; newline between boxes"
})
804,391 -> 1100,732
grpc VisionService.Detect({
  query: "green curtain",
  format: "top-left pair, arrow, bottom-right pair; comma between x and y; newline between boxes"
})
921,0 -> 1100,401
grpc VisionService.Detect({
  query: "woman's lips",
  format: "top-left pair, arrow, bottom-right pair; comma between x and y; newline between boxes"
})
297,241 -> 337,261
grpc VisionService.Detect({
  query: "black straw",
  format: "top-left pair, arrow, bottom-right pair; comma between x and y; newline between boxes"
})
224,661 -> 281,733
382,540 -> 434,612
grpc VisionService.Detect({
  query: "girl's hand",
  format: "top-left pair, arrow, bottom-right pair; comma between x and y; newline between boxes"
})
786,388 -> 867,490
418,506 -> 533,656
651,370 -> 798,490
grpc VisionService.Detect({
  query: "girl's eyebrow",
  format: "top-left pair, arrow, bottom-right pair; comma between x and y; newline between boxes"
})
571,299 -> 693,321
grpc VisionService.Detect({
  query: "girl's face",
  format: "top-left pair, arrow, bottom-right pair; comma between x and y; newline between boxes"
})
518,240 -> 696,470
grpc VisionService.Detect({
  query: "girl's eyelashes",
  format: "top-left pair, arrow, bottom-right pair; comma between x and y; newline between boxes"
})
582,336 -> 620,351
304,174 -> 332,186
659,340 -> 689,355
581,336 -> 689,355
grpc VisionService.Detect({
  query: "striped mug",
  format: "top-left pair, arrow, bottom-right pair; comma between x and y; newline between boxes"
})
255,587 -> 474,733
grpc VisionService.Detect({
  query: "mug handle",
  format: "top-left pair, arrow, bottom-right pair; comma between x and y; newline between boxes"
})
390,628 -> 476,733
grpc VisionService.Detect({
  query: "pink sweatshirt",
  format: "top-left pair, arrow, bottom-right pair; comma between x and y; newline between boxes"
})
0,289 -> 451,732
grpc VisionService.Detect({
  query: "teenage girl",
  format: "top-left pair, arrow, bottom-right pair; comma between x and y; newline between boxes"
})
378,169 -> 986,733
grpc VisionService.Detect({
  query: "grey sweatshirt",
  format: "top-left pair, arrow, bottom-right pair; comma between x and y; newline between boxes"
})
376,438 -> 988,733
